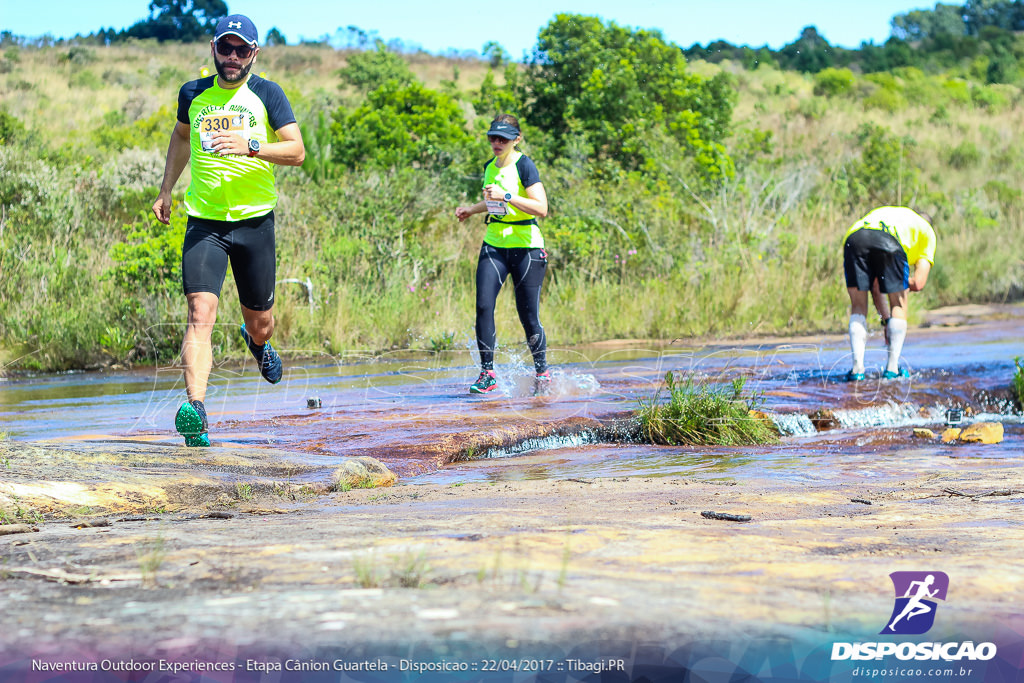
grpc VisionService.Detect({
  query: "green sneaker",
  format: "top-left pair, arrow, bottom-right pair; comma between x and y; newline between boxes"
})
469,369 -> 497,394
882,367 -> 910,380
175,399 -> 210,447
844,370 -> 866,382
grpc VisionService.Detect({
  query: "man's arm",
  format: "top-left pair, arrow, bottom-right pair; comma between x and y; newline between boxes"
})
152,121 -> 192,225
909,260 -> 932,292
209,122 -> 305,166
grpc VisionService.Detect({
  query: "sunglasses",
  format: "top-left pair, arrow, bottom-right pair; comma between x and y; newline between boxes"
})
215,41 -> 254,59
488,135 -> 514,144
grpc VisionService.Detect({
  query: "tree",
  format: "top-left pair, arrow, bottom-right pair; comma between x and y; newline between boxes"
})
481,41 -> 508,68
892,4 -> 967,40
521,14 -> 734,177
777,26 -> 835,73
265,27 -> 286,46
124,0 -> 227,42
337,41 -> 416,93
964,0 -> 1024,34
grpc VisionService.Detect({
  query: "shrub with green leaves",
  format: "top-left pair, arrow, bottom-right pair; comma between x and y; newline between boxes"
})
813,67 -> 856,97
330,81 -> 474,171
521,14 -> 735,181
337,41 -> 416,93
636,372 -> 779,446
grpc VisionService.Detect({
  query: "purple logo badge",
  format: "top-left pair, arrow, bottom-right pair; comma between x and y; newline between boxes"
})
881,571 -> 949,635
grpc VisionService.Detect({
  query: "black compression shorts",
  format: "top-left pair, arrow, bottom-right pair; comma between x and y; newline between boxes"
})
843,227 -> 909,294
181,211 -> 276,311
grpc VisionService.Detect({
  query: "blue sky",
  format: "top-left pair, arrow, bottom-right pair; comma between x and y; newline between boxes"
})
4,0 -> 934,58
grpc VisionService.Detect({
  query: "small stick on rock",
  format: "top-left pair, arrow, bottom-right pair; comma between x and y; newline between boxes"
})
701,511 -> 752,522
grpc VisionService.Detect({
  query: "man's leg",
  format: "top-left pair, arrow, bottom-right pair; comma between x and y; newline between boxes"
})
241,305 -> 274,345
885,290 -> 909,374
847,287 -> 869,376
183,292 -> 220,401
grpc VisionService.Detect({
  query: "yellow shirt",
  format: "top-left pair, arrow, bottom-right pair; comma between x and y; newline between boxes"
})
844,206 -> 936,264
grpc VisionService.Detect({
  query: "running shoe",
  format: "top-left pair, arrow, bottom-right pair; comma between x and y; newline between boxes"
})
240,324 -> 283,384
844,370 -> 866,382
175,399 -> 209,447
533,369 -> 552,396
882,367 -> 911,380
469,369 -> 497,394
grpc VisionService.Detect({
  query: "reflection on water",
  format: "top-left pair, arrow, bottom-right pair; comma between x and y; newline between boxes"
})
2,316 -> 1023,483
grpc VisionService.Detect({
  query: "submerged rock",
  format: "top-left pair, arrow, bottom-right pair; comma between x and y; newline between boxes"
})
809,409 -> 840,430
958,422 -> 1004,444
941,422 -> 1004,445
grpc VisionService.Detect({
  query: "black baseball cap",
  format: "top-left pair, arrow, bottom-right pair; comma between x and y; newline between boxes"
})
487,121 -> 520,140
215,14 -> 259,46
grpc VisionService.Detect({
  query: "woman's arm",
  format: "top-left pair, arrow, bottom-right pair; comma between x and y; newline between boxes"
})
455,201 -> 487,222
484,182 -> 548,218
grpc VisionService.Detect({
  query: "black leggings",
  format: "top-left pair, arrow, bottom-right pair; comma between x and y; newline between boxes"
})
475,243 -> 548,373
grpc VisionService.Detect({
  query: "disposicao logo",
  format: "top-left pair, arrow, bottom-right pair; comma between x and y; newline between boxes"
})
881,571 -> 949,635
831,571 -> 997,663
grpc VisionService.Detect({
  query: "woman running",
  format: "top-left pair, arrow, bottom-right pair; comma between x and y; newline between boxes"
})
455,114 -> 550,394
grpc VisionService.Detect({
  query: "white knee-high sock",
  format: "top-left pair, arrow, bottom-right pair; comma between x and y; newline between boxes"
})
887,317 -> 908,373
849,314 -> 867,374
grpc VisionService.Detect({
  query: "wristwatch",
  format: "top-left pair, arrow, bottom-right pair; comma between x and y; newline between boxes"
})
247,138 -> 260,158
504,192 -> 512,201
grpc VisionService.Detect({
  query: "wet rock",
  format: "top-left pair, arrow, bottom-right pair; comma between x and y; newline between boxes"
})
958,422 -> 1004,444
942,428 -> 962,443
913,428 -> 938,439
748,410 -> 780,434
809,409 -> 840,431
332,456 -> 397,491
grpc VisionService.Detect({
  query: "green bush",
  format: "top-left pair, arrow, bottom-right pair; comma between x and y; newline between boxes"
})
0,108 -> 24,145
947,141 -> 982,169
522,14 -> 735,181
330,81 -> 474,171
813,67 -> 855,97
337,42 -> 416,93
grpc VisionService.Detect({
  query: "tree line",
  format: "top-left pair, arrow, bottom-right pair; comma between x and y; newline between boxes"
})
684,0 -> 1024,83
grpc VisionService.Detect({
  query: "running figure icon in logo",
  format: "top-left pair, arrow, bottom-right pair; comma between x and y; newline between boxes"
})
881,571 -> 950,635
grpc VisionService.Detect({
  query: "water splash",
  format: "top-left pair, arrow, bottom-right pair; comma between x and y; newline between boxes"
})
483,431 -> 601,459
771,413 -> 817,436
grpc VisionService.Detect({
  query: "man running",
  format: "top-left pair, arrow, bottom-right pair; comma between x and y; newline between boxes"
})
888,574 -> 939,631
842,206 -> 936,382
152,14 -> 305,446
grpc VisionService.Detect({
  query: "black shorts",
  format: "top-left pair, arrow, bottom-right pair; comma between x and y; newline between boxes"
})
843,227 -> 909,294
182,211 -> 276,311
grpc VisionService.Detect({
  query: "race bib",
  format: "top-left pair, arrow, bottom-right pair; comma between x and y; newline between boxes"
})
485,200 -> 508,216
199,112 -> 246,152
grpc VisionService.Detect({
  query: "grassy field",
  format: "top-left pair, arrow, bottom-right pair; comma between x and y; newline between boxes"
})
1,41 -> 1022,372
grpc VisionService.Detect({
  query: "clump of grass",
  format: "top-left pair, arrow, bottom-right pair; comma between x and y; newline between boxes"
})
429,331 -> 456,352
137,533 -> 166,587
1013,357 -> 1024,410
636,371 -> 779,446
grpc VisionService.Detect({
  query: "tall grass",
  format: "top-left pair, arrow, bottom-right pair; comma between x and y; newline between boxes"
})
636,371 -> 779,446
1,45 -> 1023,371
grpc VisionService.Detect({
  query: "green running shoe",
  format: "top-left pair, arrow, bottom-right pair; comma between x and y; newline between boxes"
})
240,324 -> 283,384
175,399 -> 209,447
844,370 -> 866,382
469,369 -> 497,394
882,367 -> 910,380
